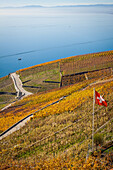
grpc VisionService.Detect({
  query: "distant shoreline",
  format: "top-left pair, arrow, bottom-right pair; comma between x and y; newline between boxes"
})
1,4 -> 113,9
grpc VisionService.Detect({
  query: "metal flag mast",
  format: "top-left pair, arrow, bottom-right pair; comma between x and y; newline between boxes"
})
92,88 -> 95,152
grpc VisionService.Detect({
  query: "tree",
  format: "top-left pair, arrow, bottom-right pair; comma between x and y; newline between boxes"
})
94,133 -> 104,150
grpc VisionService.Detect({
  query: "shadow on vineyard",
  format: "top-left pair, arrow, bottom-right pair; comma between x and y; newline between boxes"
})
61,67 -> 112,86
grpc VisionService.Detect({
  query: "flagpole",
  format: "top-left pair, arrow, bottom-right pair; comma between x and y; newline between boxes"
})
92,88 -> 95,152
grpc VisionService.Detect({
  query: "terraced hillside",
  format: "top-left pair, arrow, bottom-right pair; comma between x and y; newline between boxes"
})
61,67 -> 112,86
0,78 -> 94,132
17,62 -> 61,93
0,75 -> 113,169
0,51 -> 113,169
0,50 -> 113,110
17,50 -> 113,93
60,50 -> 113,75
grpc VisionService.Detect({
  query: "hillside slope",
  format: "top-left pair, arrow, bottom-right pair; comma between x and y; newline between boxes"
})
17,50 -> 113,93
0,76 -> 113,169
0,50 -> 113,169
0,50 -> 113,110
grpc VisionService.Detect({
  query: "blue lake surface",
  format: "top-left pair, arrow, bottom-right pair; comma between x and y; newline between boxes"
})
0,7 -> 113,78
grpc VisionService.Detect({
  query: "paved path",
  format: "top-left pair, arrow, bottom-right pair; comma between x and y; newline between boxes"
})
0,97 -> 65,140
1,73 -> 32,111
89,77 -> 113,86
1,102 -> 15,111
10,72 -> 32,99
0,114 -> 33,140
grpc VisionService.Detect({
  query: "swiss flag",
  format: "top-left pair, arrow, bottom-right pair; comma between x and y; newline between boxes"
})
95,90 -> 107,107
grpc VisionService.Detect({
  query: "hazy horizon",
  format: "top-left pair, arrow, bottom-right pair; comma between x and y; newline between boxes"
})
1,4 -> 113,8
0,3 -> 113,8
0,0 -> 113,8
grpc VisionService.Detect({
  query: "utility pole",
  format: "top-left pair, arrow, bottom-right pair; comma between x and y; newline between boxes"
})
92,88 -> 95,152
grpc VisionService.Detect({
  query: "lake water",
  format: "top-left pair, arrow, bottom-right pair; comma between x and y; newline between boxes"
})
0,6 -> 113,78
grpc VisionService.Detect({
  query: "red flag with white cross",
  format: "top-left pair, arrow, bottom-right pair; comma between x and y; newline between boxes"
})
95,90 -> 107,107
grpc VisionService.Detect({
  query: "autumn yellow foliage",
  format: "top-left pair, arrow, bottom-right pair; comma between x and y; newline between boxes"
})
0,79 -> 92,132
0,153 -> 113,169
0,77 -> 112,133
34,80 -> 113,119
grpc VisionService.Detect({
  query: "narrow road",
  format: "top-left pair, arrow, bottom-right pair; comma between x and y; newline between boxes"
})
10,72 -> 32,99
0,114 -> 33,140
0,97 -> 65,140
1,73 -> 32,111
